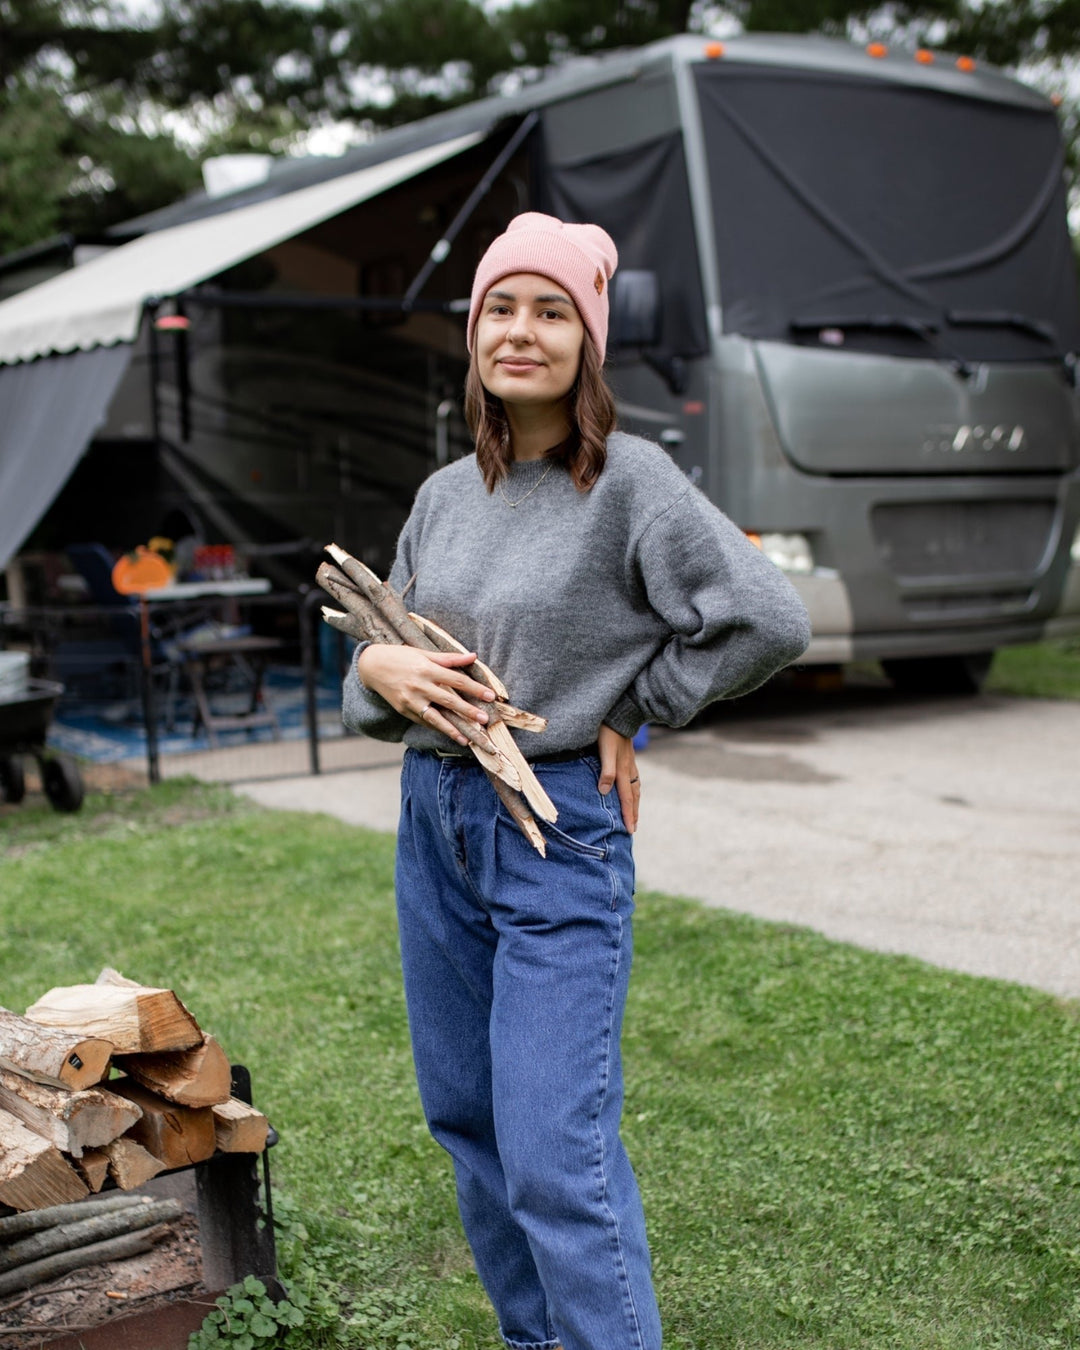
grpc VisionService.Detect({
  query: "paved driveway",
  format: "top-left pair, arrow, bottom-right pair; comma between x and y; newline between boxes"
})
240,686 -> 1080,998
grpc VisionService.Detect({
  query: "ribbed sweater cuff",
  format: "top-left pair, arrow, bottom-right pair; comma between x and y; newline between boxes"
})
605,693 -> 644,739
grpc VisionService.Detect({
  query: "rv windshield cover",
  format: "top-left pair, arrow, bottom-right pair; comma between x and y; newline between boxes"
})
694,63 -> 1080,362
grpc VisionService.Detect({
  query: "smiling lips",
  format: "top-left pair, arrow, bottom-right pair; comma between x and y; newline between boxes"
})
498,358 -> 542,370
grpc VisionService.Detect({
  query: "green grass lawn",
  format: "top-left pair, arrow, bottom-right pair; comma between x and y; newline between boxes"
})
2,783 -> 1079,1349
986,638 -> 1080,700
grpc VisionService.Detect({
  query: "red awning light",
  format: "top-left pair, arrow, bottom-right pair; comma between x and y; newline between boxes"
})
153,315 -> 190,332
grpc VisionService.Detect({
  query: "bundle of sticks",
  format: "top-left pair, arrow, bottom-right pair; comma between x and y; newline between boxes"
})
316,543 -> 557,855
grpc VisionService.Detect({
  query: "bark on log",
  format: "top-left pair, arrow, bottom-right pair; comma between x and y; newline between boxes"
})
211,1098 -> 269,1154
316,568 -> 402,645
25,983 -> 202,1055
0,1197 -> 182,1275
0,1192 -> 147,1241
325,545 -> 432,649
108,1080 -> 216,1170
0,1224 -> 171,1296
115,1034 -> 230,1109
101,1138 -> 165,1190
0,1009 -> 112,1092
72,1150 -> 109,1193
0,1070 -> 141,1158
0,1112 -> 87,1212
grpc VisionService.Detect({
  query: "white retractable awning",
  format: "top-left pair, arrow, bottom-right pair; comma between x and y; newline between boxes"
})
0,132 -> 482,365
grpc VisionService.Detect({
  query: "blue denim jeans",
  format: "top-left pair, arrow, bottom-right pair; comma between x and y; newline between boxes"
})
395,748 -> 662,1350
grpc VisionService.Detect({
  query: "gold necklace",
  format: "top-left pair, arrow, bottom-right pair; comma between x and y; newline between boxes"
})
499,460 -> 556,508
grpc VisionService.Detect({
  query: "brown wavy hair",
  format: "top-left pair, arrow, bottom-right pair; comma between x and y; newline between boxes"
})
464,332 -> 617,493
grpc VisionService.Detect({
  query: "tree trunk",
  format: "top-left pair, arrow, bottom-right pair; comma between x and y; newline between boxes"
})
0,1008 -> 111,1092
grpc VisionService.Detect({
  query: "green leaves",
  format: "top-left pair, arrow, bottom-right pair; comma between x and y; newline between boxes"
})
187,1275 -> 314,1348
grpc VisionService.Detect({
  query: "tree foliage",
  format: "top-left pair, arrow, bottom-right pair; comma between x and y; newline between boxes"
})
1,0 -> 1080,257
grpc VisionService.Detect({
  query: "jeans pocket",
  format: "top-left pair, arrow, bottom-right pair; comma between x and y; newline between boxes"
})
538,819 -> 607,860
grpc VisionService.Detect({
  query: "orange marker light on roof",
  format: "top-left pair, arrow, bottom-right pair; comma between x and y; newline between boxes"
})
866,42 -> 888,58
915,48 -> 934,64
1051,92 -> 1064,107
956,55 -> 976,72
704,41 -> 725,59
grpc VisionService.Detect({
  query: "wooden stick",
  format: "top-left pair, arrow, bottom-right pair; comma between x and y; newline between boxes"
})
0,1193 -> 149,1242
485,720 -> 557,822
0,1009 -> 112,1093
325,545 -> 433,649
408,613 -> 510,698
0,1225 -> 172,1297
484,770 -> 546,856
316,565 -> 402,645
0,1198 -> 183,1276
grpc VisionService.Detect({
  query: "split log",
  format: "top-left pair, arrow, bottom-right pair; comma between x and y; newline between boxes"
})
0,1009 -> 112,1092
108,1080 -> 216,1169
0,1197 -> 182,1276
115,1034 -> 230,1109
0,1111 -> 87,1212
0,1224 -> 171,1296
0,1069 -> 141,1158
25,981 -> 201,1055
101,1137 -> 165,1190
72,1150 -> 109,1193
0,1191 -> 147,1241
211,1098 -> 269,1154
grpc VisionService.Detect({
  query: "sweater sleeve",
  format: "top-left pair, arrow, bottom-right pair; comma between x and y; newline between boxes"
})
339,514 -> 420,742
604,488 -> 812,735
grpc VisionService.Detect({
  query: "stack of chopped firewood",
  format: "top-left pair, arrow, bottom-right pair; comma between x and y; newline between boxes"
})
317,543 -> 557,855
0,969 -> 268,1221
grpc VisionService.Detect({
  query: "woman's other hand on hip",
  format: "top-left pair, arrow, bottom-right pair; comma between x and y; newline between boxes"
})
598,723 -> 640,833
356,644 -> 495,747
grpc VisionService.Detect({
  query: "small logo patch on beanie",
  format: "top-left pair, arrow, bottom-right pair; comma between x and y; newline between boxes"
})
594,268 -> 605,295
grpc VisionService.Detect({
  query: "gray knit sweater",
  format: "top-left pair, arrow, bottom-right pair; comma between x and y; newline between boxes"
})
341,432 -> 811,753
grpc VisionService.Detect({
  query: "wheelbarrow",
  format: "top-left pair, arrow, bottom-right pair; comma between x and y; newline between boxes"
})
0,679 -> 84,812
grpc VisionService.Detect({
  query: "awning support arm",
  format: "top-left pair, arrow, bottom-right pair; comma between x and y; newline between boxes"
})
401,111 -> 540,311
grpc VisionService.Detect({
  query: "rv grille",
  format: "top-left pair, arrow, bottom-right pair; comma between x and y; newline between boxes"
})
871,501 -> 1056,580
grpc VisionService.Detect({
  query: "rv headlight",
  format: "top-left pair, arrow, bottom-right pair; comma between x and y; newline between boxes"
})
759,532 -> 815,574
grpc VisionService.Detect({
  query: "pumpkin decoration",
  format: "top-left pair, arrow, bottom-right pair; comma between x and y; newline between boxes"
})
111,545 -> 174,595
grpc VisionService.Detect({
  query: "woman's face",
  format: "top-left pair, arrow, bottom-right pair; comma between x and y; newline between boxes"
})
474,272 -> 585,409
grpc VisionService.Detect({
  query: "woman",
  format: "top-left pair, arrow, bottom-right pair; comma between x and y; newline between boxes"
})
343,213 -> 811,1350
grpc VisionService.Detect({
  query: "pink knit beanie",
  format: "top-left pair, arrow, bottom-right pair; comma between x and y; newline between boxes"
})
467,212 -> 619,360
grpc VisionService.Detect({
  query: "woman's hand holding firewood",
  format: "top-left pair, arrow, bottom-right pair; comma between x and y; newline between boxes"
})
356,644 -> 496,749
317,543 -> 556,855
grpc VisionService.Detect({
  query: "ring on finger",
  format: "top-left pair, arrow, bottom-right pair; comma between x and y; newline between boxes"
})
419,702 -> 432,721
